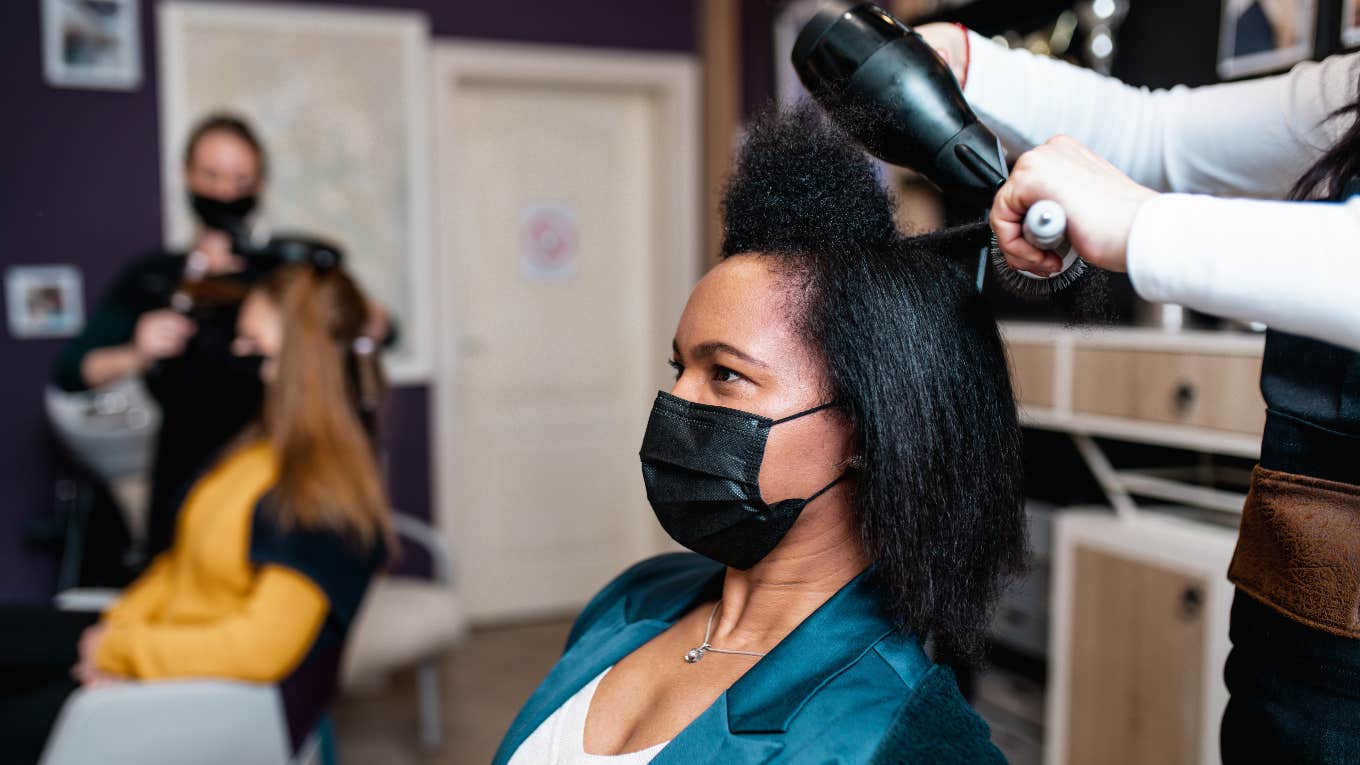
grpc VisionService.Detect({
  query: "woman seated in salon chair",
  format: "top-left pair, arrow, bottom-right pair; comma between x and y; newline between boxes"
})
0,260 -> 392,764
494,104 -> 1022,764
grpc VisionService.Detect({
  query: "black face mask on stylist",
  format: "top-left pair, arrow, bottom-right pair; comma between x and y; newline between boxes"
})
189,192 -> 257,235
639,391 -> 846,570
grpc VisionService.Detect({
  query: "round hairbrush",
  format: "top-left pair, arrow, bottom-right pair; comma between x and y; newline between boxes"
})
792,4 -> 1093,299
990,200 -> 1088,299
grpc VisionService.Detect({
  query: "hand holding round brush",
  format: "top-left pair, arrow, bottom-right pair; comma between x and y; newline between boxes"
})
791,2 -> 1156,299
992,135 -> 1158,278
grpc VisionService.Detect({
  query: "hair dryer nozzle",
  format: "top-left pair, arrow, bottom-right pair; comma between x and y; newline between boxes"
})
792,2 -> 1007,208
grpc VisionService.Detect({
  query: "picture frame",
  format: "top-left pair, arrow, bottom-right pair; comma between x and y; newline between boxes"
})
1344,0 -> 1360,48
158,2 -> 433,383
1217,0 -> 1317,79
5,265 -> 85,339
42,0 -> 142,90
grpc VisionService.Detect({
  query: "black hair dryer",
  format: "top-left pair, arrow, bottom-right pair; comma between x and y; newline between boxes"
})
792,1 -> 1005,207
792,2 -> 1081,295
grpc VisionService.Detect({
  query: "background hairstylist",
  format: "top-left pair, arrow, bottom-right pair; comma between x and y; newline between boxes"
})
53,115 -> 270,564
918,23 -> 1360,763
52,115 -> 389,565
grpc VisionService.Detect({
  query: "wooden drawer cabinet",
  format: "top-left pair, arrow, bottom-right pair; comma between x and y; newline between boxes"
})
1067,547 -> 1207,764
1000,323 -> 1268,458
1049,512 -> 1237,765
1009,342 -> 1057,409
1070,348 -> 1264,435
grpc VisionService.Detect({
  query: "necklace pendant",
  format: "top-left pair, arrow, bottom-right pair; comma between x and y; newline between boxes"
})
684,647 -> 705,663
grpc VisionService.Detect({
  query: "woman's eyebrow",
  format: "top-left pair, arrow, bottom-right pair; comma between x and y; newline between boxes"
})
688,340 -> 769,369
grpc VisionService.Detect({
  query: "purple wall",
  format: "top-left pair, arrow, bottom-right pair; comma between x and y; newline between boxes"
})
0,0 -> 707,601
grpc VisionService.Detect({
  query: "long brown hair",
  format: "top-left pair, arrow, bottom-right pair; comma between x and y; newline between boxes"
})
257,263 -> 392,552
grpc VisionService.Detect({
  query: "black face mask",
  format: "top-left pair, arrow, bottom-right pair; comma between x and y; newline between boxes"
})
228,352 -> 267,380
639,391 -> 846,570
189,192 -> 257,234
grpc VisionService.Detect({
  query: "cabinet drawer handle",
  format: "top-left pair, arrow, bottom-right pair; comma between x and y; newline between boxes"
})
1179,586 -> 1204,621
1173,381 -> 1197,415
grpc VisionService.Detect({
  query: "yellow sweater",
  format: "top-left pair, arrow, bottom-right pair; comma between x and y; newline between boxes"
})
96,440 -> 330,682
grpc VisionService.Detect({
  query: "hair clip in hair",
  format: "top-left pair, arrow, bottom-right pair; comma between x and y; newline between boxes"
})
264,236 -> 344,273
353,336 -> 377,356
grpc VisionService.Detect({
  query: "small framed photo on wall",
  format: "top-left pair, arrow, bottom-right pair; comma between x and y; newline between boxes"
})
1344,0 -> 1360,47
5,266 -> 85,339
42,0 -> 143,90
1218,0 -> 1317,79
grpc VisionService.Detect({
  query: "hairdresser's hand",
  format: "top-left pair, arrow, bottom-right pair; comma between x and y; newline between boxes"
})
133,309 -> 196,362
992,135 -> 1157,275
193,229 -> 247,276
915,23 -> 969,85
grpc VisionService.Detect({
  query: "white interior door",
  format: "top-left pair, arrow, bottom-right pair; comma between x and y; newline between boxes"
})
433,44 -> 698,621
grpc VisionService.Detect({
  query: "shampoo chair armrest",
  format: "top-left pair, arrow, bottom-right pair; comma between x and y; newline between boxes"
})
40,680 -> 293,765
53,587 -> 122,613
390,513 -> 454,586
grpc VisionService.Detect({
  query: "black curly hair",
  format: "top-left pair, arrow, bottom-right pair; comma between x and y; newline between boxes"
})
720,101 -> 1027,662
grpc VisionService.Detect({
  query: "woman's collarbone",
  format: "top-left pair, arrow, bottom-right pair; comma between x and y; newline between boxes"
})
582,622 -> 756,755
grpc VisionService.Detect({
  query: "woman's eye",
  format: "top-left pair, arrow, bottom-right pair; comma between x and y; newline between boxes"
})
713,365 -> 742,384
667,358 -> 684,380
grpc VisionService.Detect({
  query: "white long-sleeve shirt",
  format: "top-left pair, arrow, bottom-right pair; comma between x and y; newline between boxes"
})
963,34 -> 1360,351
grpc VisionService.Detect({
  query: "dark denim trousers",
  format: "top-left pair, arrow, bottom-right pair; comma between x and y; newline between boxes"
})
1221,590 -> 1360,764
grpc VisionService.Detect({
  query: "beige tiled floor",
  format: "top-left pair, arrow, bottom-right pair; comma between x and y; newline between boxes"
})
333,617 -> 574,764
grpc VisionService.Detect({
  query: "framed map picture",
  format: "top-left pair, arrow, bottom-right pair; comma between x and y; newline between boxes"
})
158,3 -> 433,382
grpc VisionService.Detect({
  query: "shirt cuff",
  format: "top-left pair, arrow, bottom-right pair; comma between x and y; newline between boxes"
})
961,31 -> 1008,104
1126,193 -> 1180,303
961,31 -> 1044,159
1126,192 -> 1241,306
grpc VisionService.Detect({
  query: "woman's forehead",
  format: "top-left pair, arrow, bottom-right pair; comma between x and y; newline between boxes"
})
675,255 -> 806,362
191,131 -> 259,169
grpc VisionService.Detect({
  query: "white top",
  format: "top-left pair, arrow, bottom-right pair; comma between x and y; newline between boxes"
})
507,667 -> 670,765
963,32 -> 1360,352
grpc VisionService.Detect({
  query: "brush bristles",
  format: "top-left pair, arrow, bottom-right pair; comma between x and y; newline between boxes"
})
988,234 -> 1088,299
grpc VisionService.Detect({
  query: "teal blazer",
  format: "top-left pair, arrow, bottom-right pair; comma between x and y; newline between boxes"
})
492,553 -> 1004,764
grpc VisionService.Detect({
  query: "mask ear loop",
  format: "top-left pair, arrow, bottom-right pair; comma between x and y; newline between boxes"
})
801,470 -> 848,505
769,401 -> 847,506
771,400 -> 839,425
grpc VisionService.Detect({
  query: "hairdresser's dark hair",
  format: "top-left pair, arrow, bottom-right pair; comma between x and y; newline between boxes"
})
720,102 -> 1026,662
183,112 -> 268,179
1290,65 -> 1360,200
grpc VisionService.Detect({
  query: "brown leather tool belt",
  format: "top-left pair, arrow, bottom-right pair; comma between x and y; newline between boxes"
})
1229,464 -> 1360,639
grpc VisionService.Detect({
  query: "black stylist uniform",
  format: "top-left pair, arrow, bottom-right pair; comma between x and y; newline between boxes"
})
1220,177 -> 1360,763
53,247 -> 269,564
